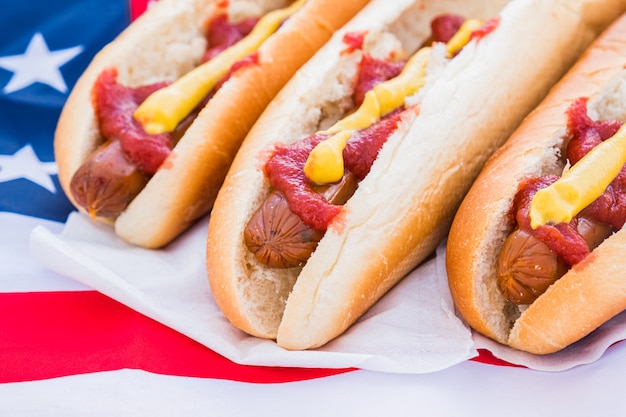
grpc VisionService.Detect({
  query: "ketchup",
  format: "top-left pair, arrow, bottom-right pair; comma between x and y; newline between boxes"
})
264,13 -> 491,232
430,14 -> 466,43
203,14 -> 259,61
265,105 -> 407,232
353,54 -> 405,107
92,11 -> 261,175
513,98 -> 626,265
469,16 -> 500,41
93,68 -> 172,175
513,175 -> 590,266
341,31 -> 367,55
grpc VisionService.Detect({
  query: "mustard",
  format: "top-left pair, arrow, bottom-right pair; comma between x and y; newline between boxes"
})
322,89 -> 382,135
133,0 -> 305,134
303,130 -> 354,184
446,19 -> 484,57
529,123 -> 626,228
304,17 -> 485,185
303,48 -> 431,184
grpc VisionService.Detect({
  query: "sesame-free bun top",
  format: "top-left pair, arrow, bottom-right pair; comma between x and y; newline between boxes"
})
446,11 -> 626,355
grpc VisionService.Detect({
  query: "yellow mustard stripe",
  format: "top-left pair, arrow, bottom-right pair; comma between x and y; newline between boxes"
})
133,0 -> 306,134
303,17 -> 486,185
445,19 -> 483,57
530,123 -> 626,228
303,48 -> 430,184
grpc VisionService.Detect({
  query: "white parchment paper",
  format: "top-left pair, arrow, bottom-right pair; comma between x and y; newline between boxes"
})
30,212 -> 626,372
29,213 -> 475,374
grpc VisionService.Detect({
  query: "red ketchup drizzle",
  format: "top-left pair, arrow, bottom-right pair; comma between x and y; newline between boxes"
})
513,176 -> 590,266
92,12 -> 259,175
265,53 -> 409,232
513,97 -> 626,266
93,68 -> 172,175
353,54 -> 405,107
264,14 -> 483,232
341,31 -> 366,55
203,14 -> 259,61
430,14 -> 466,43
265,111 -> 406,231
469,16 -> 500,41
568,98 -> 626,230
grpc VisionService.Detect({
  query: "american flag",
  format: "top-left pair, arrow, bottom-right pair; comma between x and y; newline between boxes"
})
0,0 -> 345,384
3,2 -> 624,414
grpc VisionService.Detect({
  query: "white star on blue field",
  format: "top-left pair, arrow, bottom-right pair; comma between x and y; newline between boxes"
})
0,33 -> 83,94
0,0 -> 130,222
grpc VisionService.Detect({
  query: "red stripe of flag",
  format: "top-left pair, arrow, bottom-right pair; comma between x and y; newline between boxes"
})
129,0 -> 152,21
0,291 -> 516,384
0,291 -> 354,383
473,349 -> 525,368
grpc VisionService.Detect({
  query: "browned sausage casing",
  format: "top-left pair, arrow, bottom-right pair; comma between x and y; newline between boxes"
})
69,140 -> 150,219
497,217 -> 613,304
244,171 -> 358,268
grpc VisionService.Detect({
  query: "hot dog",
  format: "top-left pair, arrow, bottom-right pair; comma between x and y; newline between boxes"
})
446,12 -> 626,355
207,0 -> 626,350
54,0 -> 369,248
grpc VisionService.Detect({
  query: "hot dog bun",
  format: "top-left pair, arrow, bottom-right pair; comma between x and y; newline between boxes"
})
447,12 -> 626,355
54,0 -> 369,248
207,0 -> 626,350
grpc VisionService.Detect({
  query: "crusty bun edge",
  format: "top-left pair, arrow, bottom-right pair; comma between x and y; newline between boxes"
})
55,0 -> 369,248
208,0 -> 431,341
446,11 -> 626,355
55,0 -> 213,228
278,0 -> 626,350
208,0 -> 625,350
